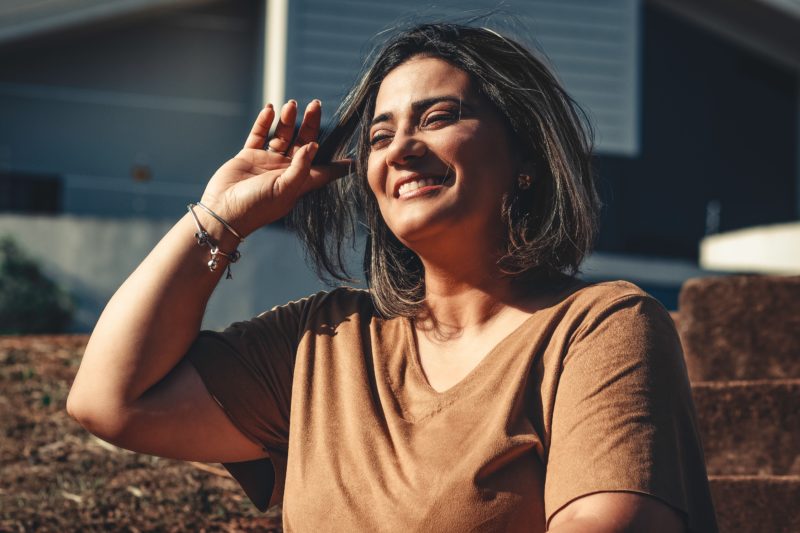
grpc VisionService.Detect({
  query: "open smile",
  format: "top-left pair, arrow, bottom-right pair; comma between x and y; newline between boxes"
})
394,174 -> 450,199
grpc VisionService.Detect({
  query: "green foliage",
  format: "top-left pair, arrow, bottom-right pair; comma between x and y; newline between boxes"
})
0,236 -> 73,334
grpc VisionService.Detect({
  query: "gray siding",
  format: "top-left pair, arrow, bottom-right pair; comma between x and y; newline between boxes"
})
286,0 -> 640,155
0,0 -> 260,218
0,0 -> 214,44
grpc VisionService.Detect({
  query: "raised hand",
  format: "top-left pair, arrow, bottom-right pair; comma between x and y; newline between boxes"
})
199,99 -> 349,237
67,103 -> 350,471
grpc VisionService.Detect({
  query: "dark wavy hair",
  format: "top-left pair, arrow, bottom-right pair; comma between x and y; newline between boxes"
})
288,22 -> 600,318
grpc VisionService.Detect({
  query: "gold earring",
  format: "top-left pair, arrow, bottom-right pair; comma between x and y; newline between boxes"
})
517,173 -> 532,190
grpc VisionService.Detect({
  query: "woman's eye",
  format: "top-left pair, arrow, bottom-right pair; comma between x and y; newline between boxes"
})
423,112 -> 457,127
369,133 -> 392,147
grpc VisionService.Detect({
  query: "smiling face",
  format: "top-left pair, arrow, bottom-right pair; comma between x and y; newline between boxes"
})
366,56 -> 518,252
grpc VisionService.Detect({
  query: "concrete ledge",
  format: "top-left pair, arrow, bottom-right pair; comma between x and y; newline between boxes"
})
0,214 -> 338,332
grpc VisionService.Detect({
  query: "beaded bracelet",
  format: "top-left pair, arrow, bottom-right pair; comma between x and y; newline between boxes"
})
187,203 -> 243,279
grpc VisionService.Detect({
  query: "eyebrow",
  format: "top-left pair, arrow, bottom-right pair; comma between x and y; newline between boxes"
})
370,95 -> 466,127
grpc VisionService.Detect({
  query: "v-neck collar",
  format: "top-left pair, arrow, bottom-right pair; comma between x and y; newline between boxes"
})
379,277 -> 587,423
404,310 -> 543,398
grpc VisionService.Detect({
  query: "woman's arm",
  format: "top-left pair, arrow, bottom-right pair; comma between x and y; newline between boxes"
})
549,492 -> 686,532
66,100 -> 345,462
543,291 -> 715,532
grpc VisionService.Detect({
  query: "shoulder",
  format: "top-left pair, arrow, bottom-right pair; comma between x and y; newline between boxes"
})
557,280 -> 671,332
564,279 -> 656,309
542,279 -> 678,362
300,286 -> 374,319
204,288 -> 373,360
260,286 -> 372,318
255,287 -> 375,334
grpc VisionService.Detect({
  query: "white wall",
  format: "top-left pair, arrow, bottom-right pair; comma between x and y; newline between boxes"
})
700,222 -> 800,274
0,214 -> 362,332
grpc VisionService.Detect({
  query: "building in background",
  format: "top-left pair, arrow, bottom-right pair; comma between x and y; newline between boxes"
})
0,0 -> 797,330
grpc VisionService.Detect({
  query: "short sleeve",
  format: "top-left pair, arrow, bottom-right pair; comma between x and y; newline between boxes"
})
185,293 -> 318,511
544,294 -> 718,533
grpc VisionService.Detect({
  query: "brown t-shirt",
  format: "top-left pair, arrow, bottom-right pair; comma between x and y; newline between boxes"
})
187,280 -> 718,532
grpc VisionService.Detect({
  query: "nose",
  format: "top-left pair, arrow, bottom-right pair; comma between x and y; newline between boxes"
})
384,130 -> 426,168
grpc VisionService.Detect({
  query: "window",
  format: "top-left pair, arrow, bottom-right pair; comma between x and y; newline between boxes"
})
0,173 -> 61,214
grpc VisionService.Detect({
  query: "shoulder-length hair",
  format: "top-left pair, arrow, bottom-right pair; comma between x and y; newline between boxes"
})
289,22 -> 600,318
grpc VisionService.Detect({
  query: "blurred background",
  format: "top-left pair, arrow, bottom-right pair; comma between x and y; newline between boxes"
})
0,0 -> 798,333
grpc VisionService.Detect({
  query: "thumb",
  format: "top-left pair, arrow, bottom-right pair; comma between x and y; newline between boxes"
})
274,142 -> 318,197
304,160 -> 353,194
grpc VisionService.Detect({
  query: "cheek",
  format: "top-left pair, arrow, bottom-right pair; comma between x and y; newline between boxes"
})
459,132 -> 516,185
441,127 -> 497,174
366,156 -> 386,196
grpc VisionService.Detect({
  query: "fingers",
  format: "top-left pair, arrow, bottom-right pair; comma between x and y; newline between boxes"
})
289,100 -> 322,157
247,99 -> 321,160
243,105 -> 275,150
276,147 -> 353,198
303,160 -> 353,194
274,142 -> 318,197
266,100 -> 298,155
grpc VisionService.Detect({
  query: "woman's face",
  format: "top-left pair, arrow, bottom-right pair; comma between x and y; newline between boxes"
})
366,56 -> 518,251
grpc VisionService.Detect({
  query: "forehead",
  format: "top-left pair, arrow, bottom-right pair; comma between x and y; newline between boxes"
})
374,56 -> 474,114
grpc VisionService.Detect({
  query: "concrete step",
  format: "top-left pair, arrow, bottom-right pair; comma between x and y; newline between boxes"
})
709,475 -> 800,533
677,275 -> 800,381
692,379 -> 800,476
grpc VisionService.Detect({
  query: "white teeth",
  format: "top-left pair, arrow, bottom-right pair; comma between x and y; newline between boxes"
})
398,177 -> 436,195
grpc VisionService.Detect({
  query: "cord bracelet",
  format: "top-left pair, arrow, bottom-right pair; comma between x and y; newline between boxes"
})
195,201 -> 244,242
187,203 -> 243,279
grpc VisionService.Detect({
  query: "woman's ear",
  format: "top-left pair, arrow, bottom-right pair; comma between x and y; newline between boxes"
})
514,159 -> 536,190
517,173 -> 533,190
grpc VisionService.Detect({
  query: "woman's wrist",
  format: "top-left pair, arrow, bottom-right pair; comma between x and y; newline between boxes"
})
186,205 -> 244,281
198,192 -> 270,239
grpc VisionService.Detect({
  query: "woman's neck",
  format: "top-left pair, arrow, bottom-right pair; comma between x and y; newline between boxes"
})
417,253 -> 540,335
406,221 -> 551,334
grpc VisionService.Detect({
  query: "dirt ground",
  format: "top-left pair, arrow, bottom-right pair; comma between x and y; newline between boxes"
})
0,335 -> 282,532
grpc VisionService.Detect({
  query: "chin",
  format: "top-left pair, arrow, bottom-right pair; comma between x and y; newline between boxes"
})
387,212 -> 460,249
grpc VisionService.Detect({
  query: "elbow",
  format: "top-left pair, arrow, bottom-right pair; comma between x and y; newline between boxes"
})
66,378 -> 95,425
65,387 -> 91,427
65,388 -> 101,434
66,386 -> 130,445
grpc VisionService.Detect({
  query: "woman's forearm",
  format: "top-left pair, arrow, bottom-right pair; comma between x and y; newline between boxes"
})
67,99 -> 331,439
67,208 -> 241,415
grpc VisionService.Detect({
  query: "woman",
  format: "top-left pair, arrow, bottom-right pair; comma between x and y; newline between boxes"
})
67,24 -> 717,532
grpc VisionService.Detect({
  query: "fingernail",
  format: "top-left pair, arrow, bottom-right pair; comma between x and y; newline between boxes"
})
313,99 -> 321,106
265,103 -> 273,109
308,142 -> 319,155
288,99 -> 297,106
